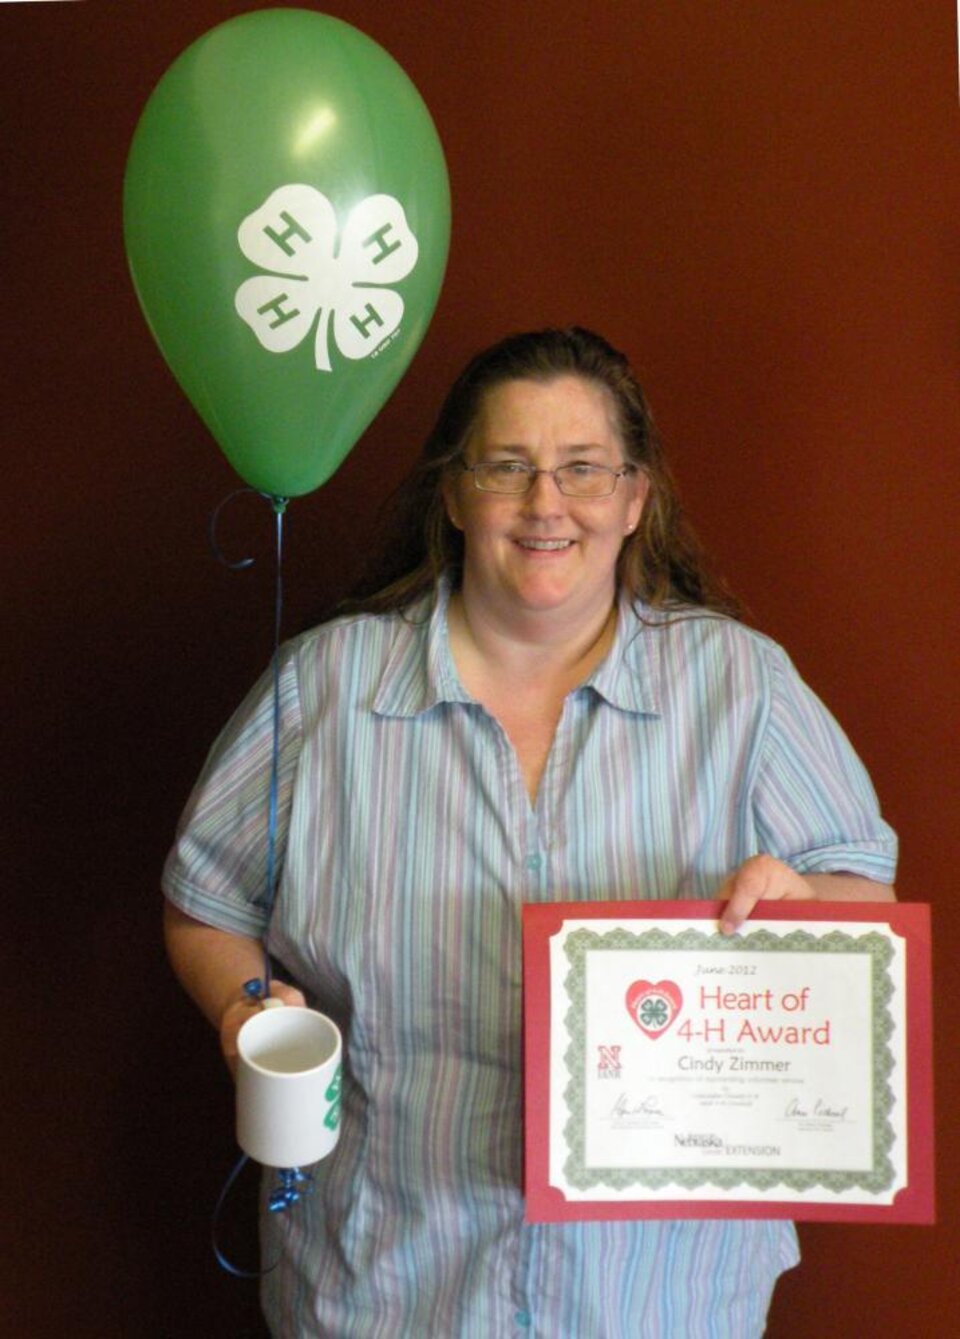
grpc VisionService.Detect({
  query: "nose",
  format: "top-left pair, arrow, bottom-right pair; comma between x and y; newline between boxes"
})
522,469 -> 566,516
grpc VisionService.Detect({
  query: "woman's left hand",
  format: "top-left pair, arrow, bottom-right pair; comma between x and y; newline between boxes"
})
715,854 -> 895,936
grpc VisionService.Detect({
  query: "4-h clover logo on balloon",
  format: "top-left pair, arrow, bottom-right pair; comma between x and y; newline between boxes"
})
235,184 -> 420,372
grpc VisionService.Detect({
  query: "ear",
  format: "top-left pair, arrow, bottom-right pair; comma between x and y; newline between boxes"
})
442,471 -> 463,531
625,471 -> 649,534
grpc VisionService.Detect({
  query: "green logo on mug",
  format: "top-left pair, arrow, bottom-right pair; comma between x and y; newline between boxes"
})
324,1064 -> 342,1130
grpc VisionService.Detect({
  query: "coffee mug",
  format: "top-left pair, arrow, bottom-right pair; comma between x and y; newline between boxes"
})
236,1005 -> 342,1167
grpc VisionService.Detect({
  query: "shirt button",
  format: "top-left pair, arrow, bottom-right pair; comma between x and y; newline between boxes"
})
525,854 -> 543,871
515,1311 -> 532,1328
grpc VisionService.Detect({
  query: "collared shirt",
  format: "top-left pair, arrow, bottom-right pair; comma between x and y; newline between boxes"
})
163,584 -> 896,1338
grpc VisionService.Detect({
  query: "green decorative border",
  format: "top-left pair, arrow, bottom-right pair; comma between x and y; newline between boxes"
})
562,925 -> 896,1195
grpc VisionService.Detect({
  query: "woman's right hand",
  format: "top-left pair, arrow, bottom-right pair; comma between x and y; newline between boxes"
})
219,978 -> 307,1078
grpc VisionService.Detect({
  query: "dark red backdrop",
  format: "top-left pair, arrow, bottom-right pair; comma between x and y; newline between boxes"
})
3,2 -> 956,1334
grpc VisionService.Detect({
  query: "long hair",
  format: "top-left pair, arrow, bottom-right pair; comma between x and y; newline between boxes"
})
342,327 -> 741,618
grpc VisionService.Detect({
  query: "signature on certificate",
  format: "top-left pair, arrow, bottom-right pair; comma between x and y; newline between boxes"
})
606,1092 -> 668,1124
784,1097 -> 850,1122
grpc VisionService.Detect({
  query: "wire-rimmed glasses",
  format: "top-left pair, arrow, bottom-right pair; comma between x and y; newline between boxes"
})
462,460 -> 635,498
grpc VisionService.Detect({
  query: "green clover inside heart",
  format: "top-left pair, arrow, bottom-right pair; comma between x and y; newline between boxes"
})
625,979 -> 683,1038
639,997 -> 669,1028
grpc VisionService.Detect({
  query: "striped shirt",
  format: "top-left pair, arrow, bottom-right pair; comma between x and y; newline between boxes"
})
163,582 -> 896,1338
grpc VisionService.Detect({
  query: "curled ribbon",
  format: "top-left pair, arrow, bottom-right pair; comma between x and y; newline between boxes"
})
268,1167 -> 314,1213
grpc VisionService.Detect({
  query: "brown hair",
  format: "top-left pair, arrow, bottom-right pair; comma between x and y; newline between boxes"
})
343,327 -> 741,618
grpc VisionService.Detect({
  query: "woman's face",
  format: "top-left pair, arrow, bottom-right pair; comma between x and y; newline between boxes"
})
444,375 -> 647,626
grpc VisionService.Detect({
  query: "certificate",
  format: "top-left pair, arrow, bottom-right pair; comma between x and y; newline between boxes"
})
523,901 -> 933,1223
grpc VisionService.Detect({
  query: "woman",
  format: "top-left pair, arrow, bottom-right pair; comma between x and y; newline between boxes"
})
164,327 -> 896,1337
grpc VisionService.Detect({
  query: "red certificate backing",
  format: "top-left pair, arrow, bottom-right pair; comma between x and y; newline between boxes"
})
522,900 -> 934,1224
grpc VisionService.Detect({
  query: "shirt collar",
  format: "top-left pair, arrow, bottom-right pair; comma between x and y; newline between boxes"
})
372,577 -> 470,718
582,590 -> 662,715
373,579 -> 664,719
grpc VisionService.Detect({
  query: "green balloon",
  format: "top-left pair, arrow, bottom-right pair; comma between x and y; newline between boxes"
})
124,9 -> 450,498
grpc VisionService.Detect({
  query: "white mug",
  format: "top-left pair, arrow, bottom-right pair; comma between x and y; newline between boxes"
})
236,1005 -> 342,1167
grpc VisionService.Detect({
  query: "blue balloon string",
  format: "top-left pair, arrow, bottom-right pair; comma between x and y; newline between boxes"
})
208,487 -> 259,570
208,489 -> 289,944
207,490 -> 311,1279
261,496 -> 288,995
211,1153 -> 271,1279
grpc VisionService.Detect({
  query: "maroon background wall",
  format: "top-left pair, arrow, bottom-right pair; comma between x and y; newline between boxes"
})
3,2 -> 956,1334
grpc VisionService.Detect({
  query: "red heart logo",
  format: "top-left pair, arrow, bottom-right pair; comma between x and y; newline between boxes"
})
625,979 -> 683,1038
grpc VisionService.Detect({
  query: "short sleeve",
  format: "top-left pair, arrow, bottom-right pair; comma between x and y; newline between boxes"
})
161,645 -> 303,937
751,646 -> 897,883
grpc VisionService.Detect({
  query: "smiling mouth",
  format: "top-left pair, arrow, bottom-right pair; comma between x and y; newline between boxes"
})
515,539 -> 574,551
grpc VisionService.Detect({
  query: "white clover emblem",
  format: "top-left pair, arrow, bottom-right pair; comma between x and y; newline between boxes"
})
234,184 -> 419,372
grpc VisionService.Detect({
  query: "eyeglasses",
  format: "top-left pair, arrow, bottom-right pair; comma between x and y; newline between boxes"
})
462,460 -> 636,498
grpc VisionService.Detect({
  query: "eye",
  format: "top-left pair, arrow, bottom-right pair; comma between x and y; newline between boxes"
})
565,462 -> 603,478
486,460 -> 529,477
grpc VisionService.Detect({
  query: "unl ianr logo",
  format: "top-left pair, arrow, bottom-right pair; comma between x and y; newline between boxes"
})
596,1044 -> 622,1080
234,184 -> 420,372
